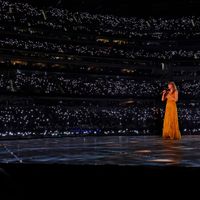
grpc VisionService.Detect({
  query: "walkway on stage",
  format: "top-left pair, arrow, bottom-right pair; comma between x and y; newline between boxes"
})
0,135 -> 199,167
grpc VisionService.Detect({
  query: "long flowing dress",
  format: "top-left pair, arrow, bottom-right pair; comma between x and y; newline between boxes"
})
162,92 -> 181,140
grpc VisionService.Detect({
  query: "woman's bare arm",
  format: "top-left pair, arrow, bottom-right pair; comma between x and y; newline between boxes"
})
161,91 -> 167,101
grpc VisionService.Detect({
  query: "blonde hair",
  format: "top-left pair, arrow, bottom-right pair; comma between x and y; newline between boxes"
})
168,81 -> 177,93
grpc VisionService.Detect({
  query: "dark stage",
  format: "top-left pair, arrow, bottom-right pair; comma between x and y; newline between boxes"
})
1,135 -> 200,196
0,135 -> 199,166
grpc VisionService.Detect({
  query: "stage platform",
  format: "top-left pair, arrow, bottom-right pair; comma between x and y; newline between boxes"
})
0,135 -> 199,166
1,135 -> 200,196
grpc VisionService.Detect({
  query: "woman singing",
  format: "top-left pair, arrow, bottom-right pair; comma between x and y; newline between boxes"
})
161,82 -> 181,140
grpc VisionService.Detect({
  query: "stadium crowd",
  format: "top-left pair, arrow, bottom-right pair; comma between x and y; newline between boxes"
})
0,0 -> 199,137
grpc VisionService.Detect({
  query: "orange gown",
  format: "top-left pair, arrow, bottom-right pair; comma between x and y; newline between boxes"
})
162,92 -> 181,140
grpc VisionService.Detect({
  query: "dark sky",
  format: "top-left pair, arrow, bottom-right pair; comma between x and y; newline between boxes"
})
14,0 -> 200,16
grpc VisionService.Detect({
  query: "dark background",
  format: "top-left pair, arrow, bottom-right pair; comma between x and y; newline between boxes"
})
14,0 -> 200,16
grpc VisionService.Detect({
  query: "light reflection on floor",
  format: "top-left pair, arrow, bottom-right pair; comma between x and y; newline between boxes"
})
0,135 -> 200,167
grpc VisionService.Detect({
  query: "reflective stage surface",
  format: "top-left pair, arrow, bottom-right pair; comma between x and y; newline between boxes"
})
0,135 -> 200,167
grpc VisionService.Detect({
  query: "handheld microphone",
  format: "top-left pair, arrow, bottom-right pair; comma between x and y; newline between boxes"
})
160,88 -> 169,94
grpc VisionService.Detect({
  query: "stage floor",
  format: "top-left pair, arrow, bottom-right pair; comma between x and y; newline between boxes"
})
0,135 -> 200,167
